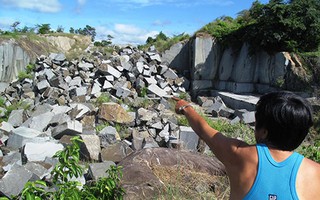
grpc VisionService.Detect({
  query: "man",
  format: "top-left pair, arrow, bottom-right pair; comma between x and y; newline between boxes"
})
174,91 -> 320,199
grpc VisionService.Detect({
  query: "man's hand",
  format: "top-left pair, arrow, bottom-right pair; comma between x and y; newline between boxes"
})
172,97 -> 191,114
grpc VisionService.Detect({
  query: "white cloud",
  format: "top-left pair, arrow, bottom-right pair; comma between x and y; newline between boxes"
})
107,0 -> 233,8
77,0 -> 86,6
152,20 -> 171,26
0,17 -> 16,29
114,24 -> 143,35
1,0 -> 62,13
95,24 -> 159,45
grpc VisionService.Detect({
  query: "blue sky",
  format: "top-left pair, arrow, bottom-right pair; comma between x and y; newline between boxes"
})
0,0 -> 269,45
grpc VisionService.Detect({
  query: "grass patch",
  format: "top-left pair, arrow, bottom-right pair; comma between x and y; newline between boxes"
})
95,122 -> 110,132
95,93 -> 111,106
177,111 -> 255,144
18,71 -> 33,80
297,139 -> 320,163
152,165 -> 229,200
0,99 -> 31,122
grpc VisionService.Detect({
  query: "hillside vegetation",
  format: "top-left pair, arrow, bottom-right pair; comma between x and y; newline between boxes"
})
197,0 -> 320,53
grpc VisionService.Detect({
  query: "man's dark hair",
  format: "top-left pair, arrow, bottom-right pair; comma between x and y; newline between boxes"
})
255,91 -> 313,151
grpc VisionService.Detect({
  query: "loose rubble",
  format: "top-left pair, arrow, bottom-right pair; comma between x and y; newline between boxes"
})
0,46 -> 256,198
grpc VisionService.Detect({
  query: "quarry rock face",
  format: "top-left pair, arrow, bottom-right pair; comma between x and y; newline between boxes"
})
0,40 -> 30,82
161,35 -> 311,95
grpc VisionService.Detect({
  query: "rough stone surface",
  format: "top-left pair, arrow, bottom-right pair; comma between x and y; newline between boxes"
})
179,126 -> 199,152
0,165 -> 34,197
51,120 -> 83,139
8,109 -> 26,127
23,141 -> 64,162
80,134 -> 101,161
7,127 -> 43,149
119,148 -> 225,200
0,40 -> 30,82
100,142 -> 134,163
99,103 -> 134,124
88,161 -> 116,181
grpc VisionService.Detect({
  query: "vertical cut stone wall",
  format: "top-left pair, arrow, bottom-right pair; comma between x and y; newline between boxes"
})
0,40 -> 30,82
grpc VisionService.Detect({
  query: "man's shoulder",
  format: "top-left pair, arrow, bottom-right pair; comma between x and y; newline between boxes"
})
301,158 -> 320,178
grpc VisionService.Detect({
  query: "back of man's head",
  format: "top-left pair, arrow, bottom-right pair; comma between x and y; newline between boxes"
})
255,91 -> 313,151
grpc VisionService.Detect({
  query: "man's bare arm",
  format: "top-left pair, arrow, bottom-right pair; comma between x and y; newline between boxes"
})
174,98 -> 248,165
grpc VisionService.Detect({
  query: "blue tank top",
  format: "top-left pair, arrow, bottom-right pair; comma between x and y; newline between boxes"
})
243,144 -> 304,200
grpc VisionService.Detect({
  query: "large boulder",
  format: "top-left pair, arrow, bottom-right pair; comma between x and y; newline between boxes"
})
119,148 -> 225,200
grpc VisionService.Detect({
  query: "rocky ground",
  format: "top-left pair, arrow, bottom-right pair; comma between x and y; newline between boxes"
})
0,45 -> 274,199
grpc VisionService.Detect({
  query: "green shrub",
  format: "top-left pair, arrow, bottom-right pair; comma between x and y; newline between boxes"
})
0,97 -> 5,107
298,139 -> 320,163
17,63 -> 36,81
18,71 -> 33,80
82,166 -> 125,200
198,16 -> 241,42
138,87 -> 148,98
139,32 -> 190,53
26,63 -> 35,74
53,181 -> 83,200
178,92 -> 190,101
51,136 -> 84,184
177,115 -> 189,126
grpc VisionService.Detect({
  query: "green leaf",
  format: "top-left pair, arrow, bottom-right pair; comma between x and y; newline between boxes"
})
26,193 -> 32,200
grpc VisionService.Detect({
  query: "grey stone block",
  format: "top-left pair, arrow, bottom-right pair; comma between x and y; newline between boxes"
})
80,134 -> 101,161
98,126 -> 120,146
78,62 -> 94,71
148,84 -> 168,97
37,80 -> 50,92
88,161 -> 116,181
23,141 -> 64,162
0,165 -> 33,197
51,120 -> 83,139
7,127 -> 42,149
101,142 -> 133,162
8,109 -> 27,127
29,112 -> 54,131
179,126 -> 199,152
24,162 -> 50,180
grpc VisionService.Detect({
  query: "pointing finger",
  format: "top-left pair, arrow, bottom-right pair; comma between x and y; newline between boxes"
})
172,97 -> 181,101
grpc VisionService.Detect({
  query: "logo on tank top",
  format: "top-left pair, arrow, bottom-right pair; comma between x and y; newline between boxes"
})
269,194 -> 277,200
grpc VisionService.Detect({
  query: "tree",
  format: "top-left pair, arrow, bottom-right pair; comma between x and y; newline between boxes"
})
69,27 -> 75,34
36,24 -> 51,34
285,0 -> 320,51
56,25 -> 64,33
76,25 -> 96,41
146,36 -> 155,44
245,0 -> 320,52
11,21 -> 20,32
155,31 -> 168,41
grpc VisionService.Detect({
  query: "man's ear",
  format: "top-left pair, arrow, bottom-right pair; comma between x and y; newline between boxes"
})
261,129 -> 268,140
255,128 -> 268,143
